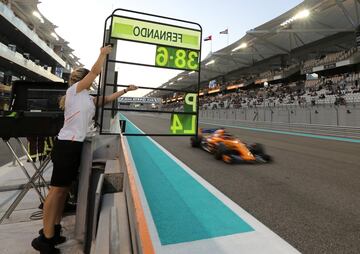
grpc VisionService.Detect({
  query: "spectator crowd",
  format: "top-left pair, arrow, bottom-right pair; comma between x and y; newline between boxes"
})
161,71 -> 360,111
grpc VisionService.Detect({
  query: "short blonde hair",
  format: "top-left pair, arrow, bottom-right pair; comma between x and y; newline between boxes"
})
59,68 -> 90,110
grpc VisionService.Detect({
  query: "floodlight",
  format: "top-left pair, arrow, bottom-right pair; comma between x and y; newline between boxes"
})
232,42 -> 247,52
281,9 -> 310,27
294,9 -> 310,19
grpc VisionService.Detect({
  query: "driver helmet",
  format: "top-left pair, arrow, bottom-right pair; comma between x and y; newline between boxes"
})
214,129 -> 225,137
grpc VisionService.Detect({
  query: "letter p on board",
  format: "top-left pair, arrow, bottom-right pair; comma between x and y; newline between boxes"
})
185,93 -> 197,112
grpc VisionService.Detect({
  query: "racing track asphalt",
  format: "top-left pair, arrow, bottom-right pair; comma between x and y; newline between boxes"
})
123,113 -> 360,254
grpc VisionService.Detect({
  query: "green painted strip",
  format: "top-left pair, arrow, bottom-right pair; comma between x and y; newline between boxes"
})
113,23 -> 133,36
201,121 -> 360,143
111,16 -> 201,50
121,115 -> 254,245
182,34 -> 199,45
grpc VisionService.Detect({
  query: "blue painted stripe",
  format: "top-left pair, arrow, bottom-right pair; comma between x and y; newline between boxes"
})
121,115 -> 254,245
201,121 -> 360,144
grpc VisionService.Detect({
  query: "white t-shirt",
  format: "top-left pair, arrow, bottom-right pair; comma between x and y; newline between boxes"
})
58,82 -> 95,142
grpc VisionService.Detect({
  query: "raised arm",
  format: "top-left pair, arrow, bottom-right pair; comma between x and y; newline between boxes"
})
94,85 -> 138,106
76,45 -> 112,93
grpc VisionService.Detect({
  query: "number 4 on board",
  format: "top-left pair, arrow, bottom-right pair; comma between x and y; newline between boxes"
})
170,114 -> 196,134
170,114 -> 183,133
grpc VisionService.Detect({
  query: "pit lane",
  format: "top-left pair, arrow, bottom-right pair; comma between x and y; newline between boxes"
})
123,112 -> 360,254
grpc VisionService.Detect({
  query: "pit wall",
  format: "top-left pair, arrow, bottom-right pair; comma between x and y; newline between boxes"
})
200,103 -> 360,127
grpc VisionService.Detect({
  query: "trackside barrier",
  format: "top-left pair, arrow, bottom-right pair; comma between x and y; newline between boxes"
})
200,103 -> 360,127
199,107 -> 360,139
140,112 -> 360,139
200,118 -> 360,139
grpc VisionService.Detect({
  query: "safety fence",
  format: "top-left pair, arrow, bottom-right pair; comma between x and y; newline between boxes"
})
200,103 -> 360,128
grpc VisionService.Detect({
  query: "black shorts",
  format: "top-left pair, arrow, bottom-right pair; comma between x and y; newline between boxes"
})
50,139 -> 84,187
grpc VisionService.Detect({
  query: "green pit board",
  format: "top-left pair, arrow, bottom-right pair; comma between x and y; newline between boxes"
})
99,10 -> 201,136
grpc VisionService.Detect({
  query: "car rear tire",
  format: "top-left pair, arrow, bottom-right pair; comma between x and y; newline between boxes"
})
190,135 -> 202,147
249,143 -> 264,154
262,154 -> 272,162
250,143 -> 272,162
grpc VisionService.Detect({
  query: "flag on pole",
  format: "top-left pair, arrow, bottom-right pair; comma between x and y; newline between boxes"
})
220,28 -> 228,35
204,35 -> 212,41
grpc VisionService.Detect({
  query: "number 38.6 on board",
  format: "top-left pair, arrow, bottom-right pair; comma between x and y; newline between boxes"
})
155,46 -> 199,71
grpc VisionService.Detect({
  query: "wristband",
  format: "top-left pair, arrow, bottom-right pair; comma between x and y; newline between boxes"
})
124,88 -> 128,93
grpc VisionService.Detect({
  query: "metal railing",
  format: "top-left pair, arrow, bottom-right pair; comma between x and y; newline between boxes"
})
0,1 -> 67,68
0,42 -> 64,82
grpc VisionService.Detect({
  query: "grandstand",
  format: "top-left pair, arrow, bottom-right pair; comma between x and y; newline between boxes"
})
0,0 -> 82,110
154,0 -> 360,127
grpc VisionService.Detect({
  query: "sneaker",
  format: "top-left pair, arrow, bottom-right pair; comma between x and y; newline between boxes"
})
38,225 -> 66,245
31,235 -> 60,254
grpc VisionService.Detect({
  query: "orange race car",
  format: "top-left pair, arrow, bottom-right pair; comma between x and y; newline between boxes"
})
190,128 -> 272,164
